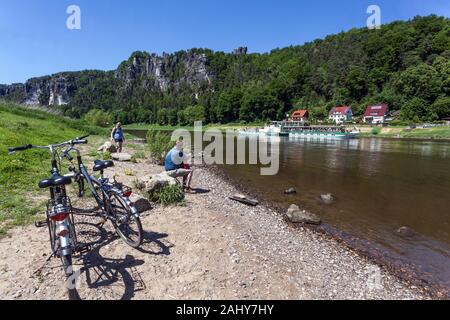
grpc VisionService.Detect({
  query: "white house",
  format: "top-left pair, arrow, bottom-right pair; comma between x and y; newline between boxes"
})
329,106 -> 353,124
363,104 -> 389,124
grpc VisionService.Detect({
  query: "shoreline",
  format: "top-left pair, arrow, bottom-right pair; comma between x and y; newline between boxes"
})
208,165 -> 447,299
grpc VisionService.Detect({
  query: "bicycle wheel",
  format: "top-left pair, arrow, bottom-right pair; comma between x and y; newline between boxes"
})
61,254 -> 80,300
108,192 -> 143,248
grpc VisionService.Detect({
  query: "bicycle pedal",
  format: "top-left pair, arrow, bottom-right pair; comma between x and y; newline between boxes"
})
34,220 -> 47,228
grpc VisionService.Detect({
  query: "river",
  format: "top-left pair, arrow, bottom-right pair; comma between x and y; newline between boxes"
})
128,129 -> 450,295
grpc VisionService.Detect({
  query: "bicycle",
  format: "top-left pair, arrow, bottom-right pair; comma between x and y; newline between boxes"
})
60,138 -> 143,248
8,136 -> 143,300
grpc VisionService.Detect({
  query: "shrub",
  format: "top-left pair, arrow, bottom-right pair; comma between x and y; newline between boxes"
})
146,130 -> 173,165
148,185 -> 185,206
84,109 -> 113,128
371,126 -> 381,135
131,151 -> 146,163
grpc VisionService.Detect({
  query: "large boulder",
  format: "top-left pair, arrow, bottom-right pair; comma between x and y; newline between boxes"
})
98,141 -> 117,154
135,172 -> 178,195
112,152 -> 132,162
285,204 -> 321,225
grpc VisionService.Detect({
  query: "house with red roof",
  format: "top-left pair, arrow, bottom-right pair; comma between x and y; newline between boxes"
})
363,104 -> 389,124
328,106 -> 353,124
291,109 -> 309,122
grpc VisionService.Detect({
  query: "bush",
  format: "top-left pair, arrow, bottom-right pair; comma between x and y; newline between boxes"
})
131,151 -> 146,163
84,109 -> 113,128
146,130 -> 173,164
371,126 -> 381,135
149,185 -> 185,206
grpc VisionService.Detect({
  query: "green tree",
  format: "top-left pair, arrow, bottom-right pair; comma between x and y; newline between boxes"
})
84,109 -> 113,127
183,105 -> 206,124
431,96 -> 450,119
401,97 -> 429,121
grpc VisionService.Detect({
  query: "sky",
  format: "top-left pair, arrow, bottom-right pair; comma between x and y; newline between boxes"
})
0,0 -> 449,84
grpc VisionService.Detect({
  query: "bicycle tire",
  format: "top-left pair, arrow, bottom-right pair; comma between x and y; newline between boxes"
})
108,192 -> 143,248
61,254 -> 80,300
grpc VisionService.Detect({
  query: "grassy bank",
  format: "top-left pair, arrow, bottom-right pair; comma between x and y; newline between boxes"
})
0,102 -> 104,235
124,122 -> 265,132
357,125 -> 450,140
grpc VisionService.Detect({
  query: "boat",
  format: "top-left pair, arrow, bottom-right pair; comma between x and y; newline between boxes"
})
289,130 -> 359,139
238,121 -> 360,139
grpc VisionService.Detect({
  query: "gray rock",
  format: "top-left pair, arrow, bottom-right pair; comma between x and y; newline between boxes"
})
111,152 -> 132,162
320,193 -> 336,204
284,188 -> 297,195
98,141 -> 118,154
135,172 -> 178,194
285,204 -> 321,225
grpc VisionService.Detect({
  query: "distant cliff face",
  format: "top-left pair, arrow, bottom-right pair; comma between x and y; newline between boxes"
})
0,50 -> 214,106
115,50 -> 212,91
0,75 -> 73,106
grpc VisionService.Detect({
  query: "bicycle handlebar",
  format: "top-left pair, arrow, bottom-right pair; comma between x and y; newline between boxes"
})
8,144 -> 33,154
8,136 -> 89,155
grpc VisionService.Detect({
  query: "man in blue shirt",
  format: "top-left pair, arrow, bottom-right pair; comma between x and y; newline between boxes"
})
165,141 -> 195,193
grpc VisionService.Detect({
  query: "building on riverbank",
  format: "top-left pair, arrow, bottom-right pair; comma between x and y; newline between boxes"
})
329,106 -> 353,124
291,110 -> 309,123
363,104 -> 389,124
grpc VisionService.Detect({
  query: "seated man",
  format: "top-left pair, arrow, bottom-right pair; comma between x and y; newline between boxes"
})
164,141 -> 195,194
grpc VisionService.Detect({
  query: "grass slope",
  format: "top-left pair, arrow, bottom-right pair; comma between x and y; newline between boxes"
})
0,102 -> 97,235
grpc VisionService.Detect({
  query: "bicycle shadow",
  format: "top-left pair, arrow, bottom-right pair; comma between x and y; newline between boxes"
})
137,231 -> 174,256
75,221 -> 173,300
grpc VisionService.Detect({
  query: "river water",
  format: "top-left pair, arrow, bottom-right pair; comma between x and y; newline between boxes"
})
129,129 -> 450,294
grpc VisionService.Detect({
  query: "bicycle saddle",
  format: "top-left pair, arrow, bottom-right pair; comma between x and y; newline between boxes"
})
39,174 -> 72,189
93,160 -> 114,172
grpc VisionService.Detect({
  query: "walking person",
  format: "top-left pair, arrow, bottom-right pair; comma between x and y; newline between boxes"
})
111,122 -> 125,153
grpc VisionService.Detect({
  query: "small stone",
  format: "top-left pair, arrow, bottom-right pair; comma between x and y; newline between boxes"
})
284,188 -> 297,195
320,193 -> 336,204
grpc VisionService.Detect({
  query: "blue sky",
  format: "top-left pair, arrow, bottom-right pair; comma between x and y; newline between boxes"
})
0,0 -> 449,84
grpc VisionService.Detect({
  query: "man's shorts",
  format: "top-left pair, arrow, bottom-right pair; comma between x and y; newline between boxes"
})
166,168 -> 192,179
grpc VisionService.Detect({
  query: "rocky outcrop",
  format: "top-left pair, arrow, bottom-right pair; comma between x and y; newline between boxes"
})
233,47 -> 248,55
0,75 -> 72,106
0,49 -> 214,108
115,50 -> 213,92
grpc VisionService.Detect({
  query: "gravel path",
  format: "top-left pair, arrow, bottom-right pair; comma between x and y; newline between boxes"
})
0,153 -> 428,300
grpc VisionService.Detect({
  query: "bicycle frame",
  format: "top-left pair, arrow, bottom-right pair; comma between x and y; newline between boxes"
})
63,145 -> 138,219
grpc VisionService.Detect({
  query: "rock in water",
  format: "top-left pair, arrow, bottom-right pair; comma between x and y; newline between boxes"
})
285,204 -> 321,225
112,153 -> 132,162
98,141 -> 117,153
396,226 -> 417,238
320,193 -> 336,204
284,188 -> 297,195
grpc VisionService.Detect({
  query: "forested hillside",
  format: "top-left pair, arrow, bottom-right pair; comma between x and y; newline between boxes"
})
1,15 -> 449,125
